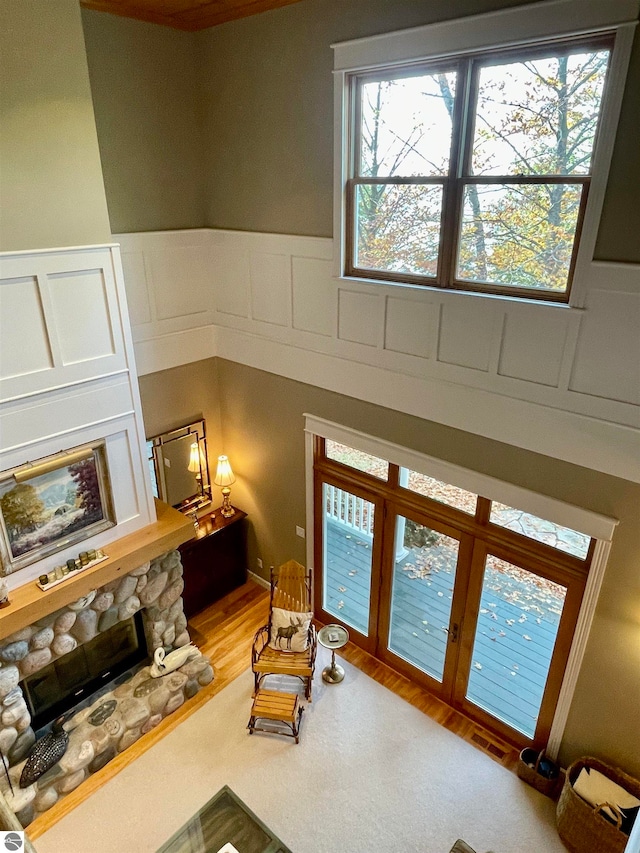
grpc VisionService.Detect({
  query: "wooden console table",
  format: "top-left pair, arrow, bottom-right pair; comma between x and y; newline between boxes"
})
179,508 -> 247,619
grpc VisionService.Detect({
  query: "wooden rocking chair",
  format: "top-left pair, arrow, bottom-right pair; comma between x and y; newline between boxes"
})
251,560 -> 317,701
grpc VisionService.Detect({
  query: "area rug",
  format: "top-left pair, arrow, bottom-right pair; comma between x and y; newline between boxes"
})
35,648 -> 565,853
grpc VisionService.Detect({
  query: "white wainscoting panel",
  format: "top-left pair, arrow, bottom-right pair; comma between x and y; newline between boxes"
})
0,244 -> 156,590
115,228 -> 640,482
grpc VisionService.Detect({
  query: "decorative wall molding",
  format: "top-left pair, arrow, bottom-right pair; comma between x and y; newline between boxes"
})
114,228 -> 640,483
0,244 -> 156,589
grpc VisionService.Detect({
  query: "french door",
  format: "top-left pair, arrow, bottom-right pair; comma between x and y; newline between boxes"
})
314,440 -> 590,748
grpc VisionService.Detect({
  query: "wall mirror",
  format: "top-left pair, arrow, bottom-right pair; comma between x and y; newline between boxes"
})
146,419 -> 211,512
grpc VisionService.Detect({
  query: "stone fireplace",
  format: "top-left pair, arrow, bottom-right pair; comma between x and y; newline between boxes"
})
0,504 -> 207,829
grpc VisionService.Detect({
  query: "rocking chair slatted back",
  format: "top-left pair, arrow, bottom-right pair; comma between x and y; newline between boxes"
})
271,560 -> 312,614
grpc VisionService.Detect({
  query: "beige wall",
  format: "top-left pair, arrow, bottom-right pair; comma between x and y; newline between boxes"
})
81,10 -> 207,234
0,0 -> 111,251
145,357 -> 640,775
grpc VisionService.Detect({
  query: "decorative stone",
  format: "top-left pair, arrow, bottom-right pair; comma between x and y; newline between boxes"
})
138,572 -> 169,606
51,634 -> 77,657
0,666 -> 20,698
167,597 -> 184,623
87,725 -> 111,755
71,609 -> 98,643
35,763 -> 64,788
0,727 -> 18,753
175,613 -> 188,635
175,631 -> 191,648
133,678 -> 163,699
68,590 -> 97,611
164,692 -> 184,715
0,642 -> 29,663
182,657 -> 209,678
104,714 -> 124,740
59,739 -> 94,774
91,591 -> 114,612
54,611 -> 76,634
158,579 -> 184,611
148,687 -> 170,716
35,614 -> 56,629
33,776 -> 58,812
114,575 -> 138,604
2,688 -> 23,708
2,699 -> 28,727
3,627 -> 34,645
168,564 -> 183,584
64,707 -> 92,731
160,552 -> 180,572
15,802 -> 35,827
57,768 -> 85,794
34,786 -> 59,812
118,727 -> 141,752
20,648 -> 52,677
165,672 -> 187,693
7,728 -> 35,765
119,698 -> 150,730
3,783 -> 35,813
88,700 -> 117,727
118,595 -> 140,622
162,625 -> 176,647
98,606 -> 120,634
113,680 -> 134,699
30,627 -> 54,650
135,574 -> 148,594
184,679 -> 199,700
198,666 -> 214,687
128,562 -> 150,577
88,744 -> 116,774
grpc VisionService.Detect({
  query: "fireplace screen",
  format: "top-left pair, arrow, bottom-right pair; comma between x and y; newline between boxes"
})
22,611 -> 147,731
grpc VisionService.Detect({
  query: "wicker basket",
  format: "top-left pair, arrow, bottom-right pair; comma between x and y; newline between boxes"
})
517,748 -> 562,798
556,756 -> 640,853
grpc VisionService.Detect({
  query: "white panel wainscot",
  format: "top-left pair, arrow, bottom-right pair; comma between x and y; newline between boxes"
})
338,289 -> 382,347
568,263 -> 640,405
249,252 -> 291,326
384,294 -> 436,360
0,247 -> 128,402
119,250 -> 152,327
437,299 -> 501,372
292,256 -> 336,337
211,233 -> 251,319
498,307 -> 577,387
0,275 -> 53,379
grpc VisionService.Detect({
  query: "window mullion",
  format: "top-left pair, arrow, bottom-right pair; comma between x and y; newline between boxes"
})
441,58 -> 475,287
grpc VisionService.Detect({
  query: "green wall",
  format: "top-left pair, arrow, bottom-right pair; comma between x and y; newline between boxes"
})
81,10 -> 206,234
139,357 -> 640,775
0,0 -> 111,251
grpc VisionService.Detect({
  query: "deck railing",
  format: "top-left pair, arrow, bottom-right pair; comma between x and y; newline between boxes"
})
325,485 -> 374,538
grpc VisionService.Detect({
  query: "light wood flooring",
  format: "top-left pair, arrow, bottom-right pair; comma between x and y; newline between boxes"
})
28,579 -> 518,841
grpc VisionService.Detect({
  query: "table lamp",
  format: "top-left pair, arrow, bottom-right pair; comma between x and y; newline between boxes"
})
214,455 -> 236,517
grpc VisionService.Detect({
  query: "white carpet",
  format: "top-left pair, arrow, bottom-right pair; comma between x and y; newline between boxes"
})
36,648 -> 565,853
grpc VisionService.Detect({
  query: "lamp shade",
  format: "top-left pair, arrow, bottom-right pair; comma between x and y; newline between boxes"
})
187,442 -> 201,473
214,455 -> 235,487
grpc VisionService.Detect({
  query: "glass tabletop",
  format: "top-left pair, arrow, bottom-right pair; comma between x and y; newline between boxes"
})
156,786 -> 291,853
317,623 -> 349,649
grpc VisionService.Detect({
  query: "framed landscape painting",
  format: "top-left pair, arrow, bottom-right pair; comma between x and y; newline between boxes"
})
0,441 -> 115,575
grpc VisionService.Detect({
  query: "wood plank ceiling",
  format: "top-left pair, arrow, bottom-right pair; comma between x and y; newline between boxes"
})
80,0 -> 304,30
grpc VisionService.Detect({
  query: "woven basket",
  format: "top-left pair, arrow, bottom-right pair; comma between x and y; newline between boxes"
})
556,756 -> 640,853
517,748 -> 562,798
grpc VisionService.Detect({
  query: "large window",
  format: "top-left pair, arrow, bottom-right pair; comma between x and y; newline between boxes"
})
334,0 -> 637,304
346,38 -> 610,300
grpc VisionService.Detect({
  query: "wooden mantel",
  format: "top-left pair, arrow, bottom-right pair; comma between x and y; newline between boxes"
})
0,500 -> 194,640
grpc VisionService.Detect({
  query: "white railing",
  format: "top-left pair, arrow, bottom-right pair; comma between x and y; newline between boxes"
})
325,485 -> 374,538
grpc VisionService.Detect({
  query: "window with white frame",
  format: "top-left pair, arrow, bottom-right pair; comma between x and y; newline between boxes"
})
333,0 -> 637,304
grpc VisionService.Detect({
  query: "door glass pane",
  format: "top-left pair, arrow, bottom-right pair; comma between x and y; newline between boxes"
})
400,468 -> 477,514
325,440 -> 388,480
388,517 -> 458,682
489,501 -> 590,559
466,554 -> 566,738
322,483 -> 374,635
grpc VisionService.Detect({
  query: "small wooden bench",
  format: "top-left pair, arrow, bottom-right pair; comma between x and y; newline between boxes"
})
248,689 -> 303,743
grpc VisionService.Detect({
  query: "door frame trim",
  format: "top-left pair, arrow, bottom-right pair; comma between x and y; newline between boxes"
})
304,414 -> 617,759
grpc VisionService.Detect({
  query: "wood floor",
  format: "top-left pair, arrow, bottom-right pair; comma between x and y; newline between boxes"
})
28,579 -> 518,841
